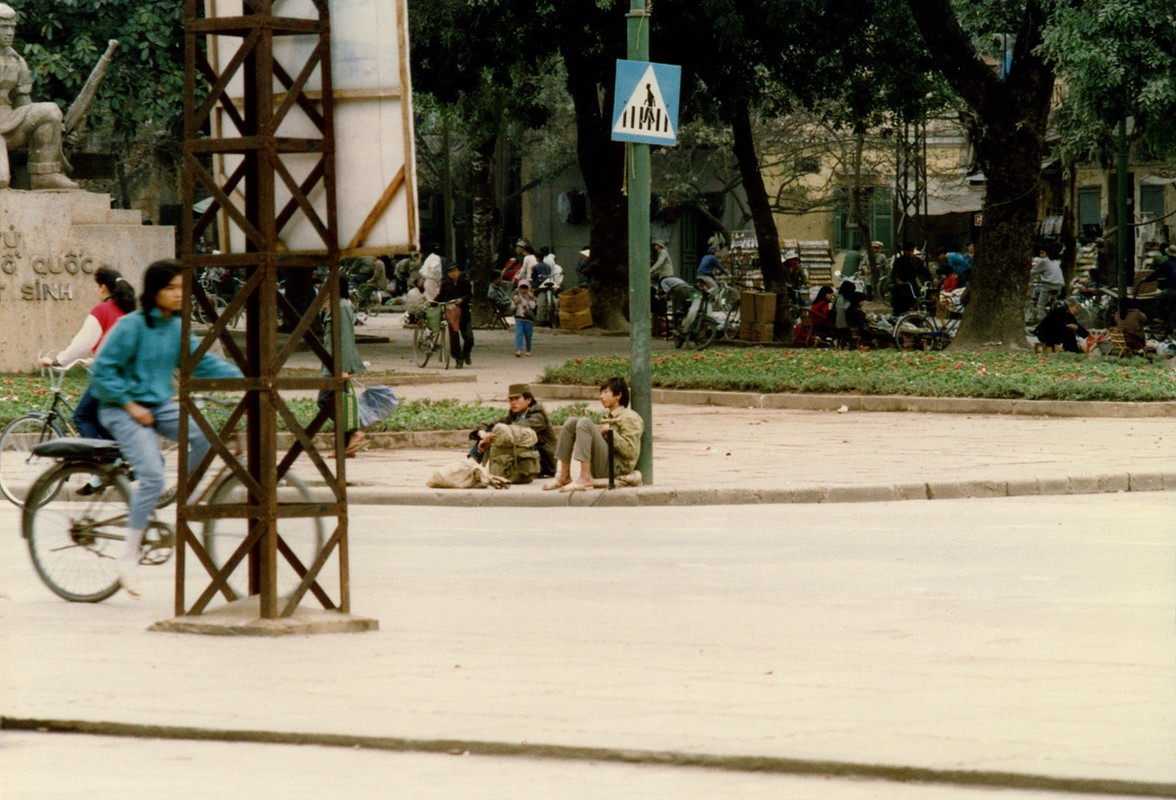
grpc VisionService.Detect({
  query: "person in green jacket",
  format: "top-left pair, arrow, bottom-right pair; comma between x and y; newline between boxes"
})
91,259 -> 242,599
544,376 -> 644,492
317,274 -> 367,455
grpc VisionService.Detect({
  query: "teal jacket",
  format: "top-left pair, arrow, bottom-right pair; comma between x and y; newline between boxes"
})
321,299 -> 365,376
90,309 -> 242,407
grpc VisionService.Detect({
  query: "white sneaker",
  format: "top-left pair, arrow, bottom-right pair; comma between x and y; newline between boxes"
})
117,566 -> 143,600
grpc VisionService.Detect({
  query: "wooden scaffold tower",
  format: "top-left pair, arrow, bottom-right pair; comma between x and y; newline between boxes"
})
173,0 -> 364,629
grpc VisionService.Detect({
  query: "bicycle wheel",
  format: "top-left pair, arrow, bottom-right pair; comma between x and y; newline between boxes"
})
722,305 -> 741,340
201,473 -> 326,599
1023,293 -> 1039,327
896,312 -> 951,351
715,286 -> 739,315
412,324 -> 433,367
894,312 -> 934,350
1,414 -> 67,506
23,462 -> 130,603
687,317 -> 718,350
438,326 -> 451,369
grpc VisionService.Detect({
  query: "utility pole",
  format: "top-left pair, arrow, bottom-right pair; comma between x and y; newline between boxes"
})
626,0 -> 653,483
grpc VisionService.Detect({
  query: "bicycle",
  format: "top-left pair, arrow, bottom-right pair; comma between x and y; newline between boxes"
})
533,280 -> 560,327
191,268 -> 244,328
351,282 -> 393,325
708,277 -> 741,341
0,358 -> 86,506
671,281 -> 721,350
411,299 -> 459,368
892,291 -> 963,351
20,398 -> 324,603
1024,281 -> 1063,328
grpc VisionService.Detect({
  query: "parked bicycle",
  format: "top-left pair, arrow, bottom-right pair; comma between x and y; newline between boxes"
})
1024,280 -> 1063,328
1071,287 -> 1118,331
21,398 -> 324,603
533,279 -> 560,327
892,290 -> 965,351
411,298 -> 462,368
351,283 -> 393,325
0,358 -> 86,506
191,267 -> 244,327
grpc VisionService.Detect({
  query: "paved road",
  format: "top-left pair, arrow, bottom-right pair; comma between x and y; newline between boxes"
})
3,494 -> 1173,797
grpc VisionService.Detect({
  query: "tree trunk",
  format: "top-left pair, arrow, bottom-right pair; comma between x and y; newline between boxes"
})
729,99 -> 782,292
959,127 -> 1045,348
907,0 -> 1056,350
468,138 -> 499,327
564,50 -> 629,331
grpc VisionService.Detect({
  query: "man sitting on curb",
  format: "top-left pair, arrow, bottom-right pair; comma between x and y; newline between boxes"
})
468,383 -> 557,477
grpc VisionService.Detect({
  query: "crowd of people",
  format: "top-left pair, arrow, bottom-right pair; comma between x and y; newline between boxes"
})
356,232 -> 1176,360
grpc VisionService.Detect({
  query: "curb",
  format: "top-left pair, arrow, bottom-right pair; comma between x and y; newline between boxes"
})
333,471 -> 1176,508
5,717 -> 1172,798
532,385 -> 1176,418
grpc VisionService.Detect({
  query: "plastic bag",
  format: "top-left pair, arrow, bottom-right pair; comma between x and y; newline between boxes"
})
444,304 -> 462,333
357,384 -> 399,428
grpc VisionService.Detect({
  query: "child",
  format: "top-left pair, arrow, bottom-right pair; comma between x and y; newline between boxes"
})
512,282 -> 537,356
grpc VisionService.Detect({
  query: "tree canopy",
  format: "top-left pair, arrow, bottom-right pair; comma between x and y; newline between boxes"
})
12,1 -> 184,146
1041,0 -> 1176,164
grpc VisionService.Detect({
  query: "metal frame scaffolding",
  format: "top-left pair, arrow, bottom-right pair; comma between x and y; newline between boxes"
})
177,0 -> 350,620
894,118 -> 929,245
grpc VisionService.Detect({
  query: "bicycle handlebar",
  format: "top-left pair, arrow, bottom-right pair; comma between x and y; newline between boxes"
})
39,355 -> 92,372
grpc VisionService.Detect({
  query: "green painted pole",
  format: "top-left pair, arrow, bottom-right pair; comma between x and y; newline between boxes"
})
627,0 -> 653,484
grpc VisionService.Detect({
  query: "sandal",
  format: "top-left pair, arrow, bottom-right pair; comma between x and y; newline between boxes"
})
559,482 -> 594,493
345,432 -> 370,457
542,480 -> 568,491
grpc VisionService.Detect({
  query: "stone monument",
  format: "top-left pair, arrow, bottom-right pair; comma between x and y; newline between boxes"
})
0,4 -> 78,191
0,4 -> 173,371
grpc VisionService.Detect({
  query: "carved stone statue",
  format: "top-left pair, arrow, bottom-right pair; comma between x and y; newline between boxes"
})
0,3 -> 78,190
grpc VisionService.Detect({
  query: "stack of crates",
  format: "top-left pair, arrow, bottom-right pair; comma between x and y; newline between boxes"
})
738,290 -> 777,342
558,287 -> 593,330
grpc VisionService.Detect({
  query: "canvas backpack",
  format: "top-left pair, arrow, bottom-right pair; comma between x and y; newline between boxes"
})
484,423 -> 540,484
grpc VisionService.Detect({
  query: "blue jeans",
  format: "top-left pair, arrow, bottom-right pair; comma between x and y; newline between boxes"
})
98,401 -> 209,530
514,318 -> 534,352
72,386 -> 111,439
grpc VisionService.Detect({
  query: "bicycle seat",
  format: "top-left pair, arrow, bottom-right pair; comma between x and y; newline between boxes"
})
32,438 -> 122,462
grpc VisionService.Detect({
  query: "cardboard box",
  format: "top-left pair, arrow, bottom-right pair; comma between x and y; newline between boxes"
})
754,292 -> 777,324
559,307 -> 593,330
739,321 -> 774,343
559,287 -> 592,313
739,291 -> 759,324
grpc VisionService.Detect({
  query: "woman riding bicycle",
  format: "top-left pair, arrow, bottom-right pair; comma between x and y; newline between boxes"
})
39,266 -> 136,438
89,260 -> 242,599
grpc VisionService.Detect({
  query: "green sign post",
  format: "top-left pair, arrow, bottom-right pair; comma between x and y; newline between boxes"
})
613,2 -> 680,484
625,0 -> 653,482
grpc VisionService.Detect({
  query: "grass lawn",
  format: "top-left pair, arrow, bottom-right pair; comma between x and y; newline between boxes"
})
0,370 -> 597,433
3,351 -> 1170,436
540,349 -> 1176,403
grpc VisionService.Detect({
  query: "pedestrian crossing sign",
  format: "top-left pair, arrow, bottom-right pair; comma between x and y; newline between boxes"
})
611,60 -> 681,146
